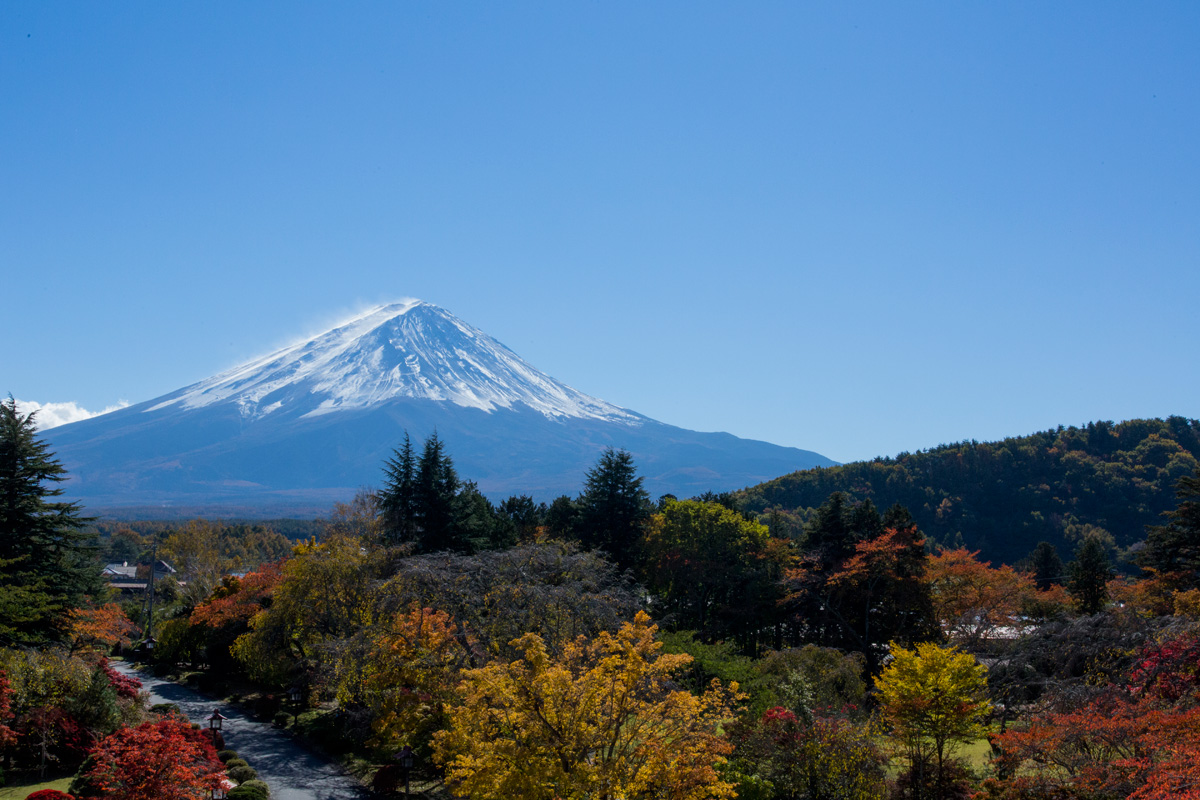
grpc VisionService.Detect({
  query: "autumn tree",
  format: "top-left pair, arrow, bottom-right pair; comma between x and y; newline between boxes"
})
76,716 -> 223,800
729,707 -> 886,800
231,536 -> 374,688
875,642 -> 991,799
373,542 -> 641,663
927,548 -> 1036,647
434,611 -> 740,800
785,496 -> 935,668
67,603 -> 137,654
348,606 -> 474,758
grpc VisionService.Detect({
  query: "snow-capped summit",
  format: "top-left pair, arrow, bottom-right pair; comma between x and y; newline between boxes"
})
45,301 -> 835,513
149,301 -> 638,425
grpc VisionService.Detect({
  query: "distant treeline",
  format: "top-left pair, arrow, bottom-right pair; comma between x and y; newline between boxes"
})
92,517 -> 324,542
739,416 -> 1200,566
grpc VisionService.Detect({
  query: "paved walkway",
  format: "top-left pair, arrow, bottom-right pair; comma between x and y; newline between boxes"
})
112,662 -> 373,800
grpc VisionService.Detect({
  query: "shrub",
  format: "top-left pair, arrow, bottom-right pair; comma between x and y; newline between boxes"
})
273,711 -> 290,727
224,758 -> 249,769
217,749 -> 239,762
149,702 -> 182,715
228,779 -> 270,799
227,765 -> 259,784
27,791 -> 75,800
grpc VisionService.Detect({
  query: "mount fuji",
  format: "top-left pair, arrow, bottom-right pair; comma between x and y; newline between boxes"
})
44,301 -> 834,515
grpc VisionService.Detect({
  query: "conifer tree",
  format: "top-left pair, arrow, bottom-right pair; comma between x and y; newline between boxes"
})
413,432 -> 468,553
1068,537 -> 1112,614
575,448 -> 650,570
1029,541 -> 1065,590
1139,468 -> 1200,587
0,397 -> 101,642
379,432 -> 416,545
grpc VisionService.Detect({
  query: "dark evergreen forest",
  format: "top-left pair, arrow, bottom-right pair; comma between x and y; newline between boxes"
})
739,416 -> 1200,566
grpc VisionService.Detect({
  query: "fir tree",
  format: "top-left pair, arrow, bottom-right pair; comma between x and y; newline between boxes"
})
379,432 -> 416,545
1139,468 -> 1200,587
0,397 -> 101,641
1068,537 -> 1112,614
575,448 -> 650,570
1029,541 -> 1065,590
413,432 -> 468,553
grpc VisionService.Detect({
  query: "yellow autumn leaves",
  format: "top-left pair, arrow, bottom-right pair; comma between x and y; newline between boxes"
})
434,611 -> 741,800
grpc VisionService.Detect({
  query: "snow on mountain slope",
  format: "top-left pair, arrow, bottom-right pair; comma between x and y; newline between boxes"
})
147,301 -> 640,425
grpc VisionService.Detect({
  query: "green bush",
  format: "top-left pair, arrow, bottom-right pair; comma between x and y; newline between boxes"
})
224,758 -> 249,769
217,750 -> 239,763
230,779 -> 270,799
149,702 -> 181,715
272,711 -> 290,727
227,765 -> 259,785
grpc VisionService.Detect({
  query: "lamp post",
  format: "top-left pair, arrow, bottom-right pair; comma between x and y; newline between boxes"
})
208,708 -> 227,732
397,745 -> 415,797
287,685 -> 302,727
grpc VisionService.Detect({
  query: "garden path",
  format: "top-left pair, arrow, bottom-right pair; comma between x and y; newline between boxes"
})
111,662 -> 373,800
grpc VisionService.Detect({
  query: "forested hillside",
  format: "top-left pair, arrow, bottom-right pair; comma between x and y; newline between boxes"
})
740,417 -> 1200,566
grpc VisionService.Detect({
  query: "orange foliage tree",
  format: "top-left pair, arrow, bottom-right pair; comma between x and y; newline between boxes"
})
926,548 -> 1036,647
340,606 -> 475,756
78,716 -> 223,799
988,629 -> 1200,799
67,603 -> 137,653
190,561 -> 284,629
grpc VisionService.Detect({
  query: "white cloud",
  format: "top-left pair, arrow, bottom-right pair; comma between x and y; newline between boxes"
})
14,399 -> 130,430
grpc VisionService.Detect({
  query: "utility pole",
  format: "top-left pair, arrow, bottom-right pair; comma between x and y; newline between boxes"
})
145,543 -> 157,646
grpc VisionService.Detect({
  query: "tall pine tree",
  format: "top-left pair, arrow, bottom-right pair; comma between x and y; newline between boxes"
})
379,432 -> 416,546
0,397 -> 101,642
576,448 -> 650,570
1139,468 -> 1200,587
413,432 -> 469,553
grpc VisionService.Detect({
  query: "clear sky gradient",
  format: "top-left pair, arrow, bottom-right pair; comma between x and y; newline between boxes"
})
4,3 -> 1198,464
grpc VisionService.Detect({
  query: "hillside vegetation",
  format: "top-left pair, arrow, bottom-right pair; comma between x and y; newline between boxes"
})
740,416 -> 1200,566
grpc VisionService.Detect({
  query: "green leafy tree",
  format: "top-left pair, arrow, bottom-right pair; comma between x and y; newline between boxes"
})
1068,537 -> 1113,614
575,448 -> 651,570
641,499 -> 786,652
0,397 -> 101,642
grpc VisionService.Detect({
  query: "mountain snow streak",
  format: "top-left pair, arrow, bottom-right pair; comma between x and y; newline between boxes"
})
148,301 -> 640,425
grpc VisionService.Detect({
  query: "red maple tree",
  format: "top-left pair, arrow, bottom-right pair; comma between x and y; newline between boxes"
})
81,717 -> 223,800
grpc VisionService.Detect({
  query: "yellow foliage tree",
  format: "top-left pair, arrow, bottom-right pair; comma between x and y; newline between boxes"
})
349,606 -> 474,754
875,642 -> 991,795
434,610 -> 739,800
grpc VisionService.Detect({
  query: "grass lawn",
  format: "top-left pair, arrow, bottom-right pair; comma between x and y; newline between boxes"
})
0,774 -> 74,799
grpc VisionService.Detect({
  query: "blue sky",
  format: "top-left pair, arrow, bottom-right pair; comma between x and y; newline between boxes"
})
3,2 -> 1198,464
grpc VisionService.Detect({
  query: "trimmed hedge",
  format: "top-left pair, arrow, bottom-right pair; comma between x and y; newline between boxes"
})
228,779 -> 270,799
217,749 -> 239,763
224,758 -> 249,769
227,765 -> 259,784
